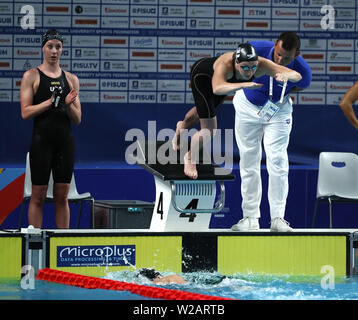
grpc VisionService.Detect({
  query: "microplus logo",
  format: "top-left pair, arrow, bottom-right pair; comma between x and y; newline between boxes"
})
57,245 -> 136,267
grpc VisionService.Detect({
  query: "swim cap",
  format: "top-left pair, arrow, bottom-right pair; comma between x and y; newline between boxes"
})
136,268 -> 161,281
42,29 -> 63,47
235,43 -> 258,63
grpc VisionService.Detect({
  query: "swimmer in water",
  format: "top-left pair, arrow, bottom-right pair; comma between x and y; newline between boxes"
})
136,268 -> 186,285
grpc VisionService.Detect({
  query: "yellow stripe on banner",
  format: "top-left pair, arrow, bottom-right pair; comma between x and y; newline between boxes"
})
0,169 -> 3,174
0,237 -> 22,281
218,235 -> 347,277
49,236 -> 182,277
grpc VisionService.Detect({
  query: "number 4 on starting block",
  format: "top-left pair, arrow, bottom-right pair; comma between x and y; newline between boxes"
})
132,140 -> 235,232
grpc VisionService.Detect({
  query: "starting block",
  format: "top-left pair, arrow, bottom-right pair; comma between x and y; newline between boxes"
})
132,140 -> 235,231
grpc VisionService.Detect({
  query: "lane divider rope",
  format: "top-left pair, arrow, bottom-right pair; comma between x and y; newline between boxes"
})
36,268 -> 233,300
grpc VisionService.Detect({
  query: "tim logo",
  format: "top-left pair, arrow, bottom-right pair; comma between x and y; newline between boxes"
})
57,245 -> 136,267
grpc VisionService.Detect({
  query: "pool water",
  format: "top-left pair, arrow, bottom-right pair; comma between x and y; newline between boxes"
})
108,271 -> 358,300
1,271 -> 358,300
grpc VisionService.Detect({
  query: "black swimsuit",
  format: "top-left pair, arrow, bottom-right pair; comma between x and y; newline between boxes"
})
190,53 -> 254,118
29,68 -> 74,185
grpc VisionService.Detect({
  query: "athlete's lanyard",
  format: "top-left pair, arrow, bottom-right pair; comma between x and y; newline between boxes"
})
268,47 -> 287,103
259,46 -> 288,122
270,77 -> 287,103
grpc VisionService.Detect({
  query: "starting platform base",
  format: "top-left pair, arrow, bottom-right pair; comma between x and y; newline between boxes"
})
0,229 -> 357,281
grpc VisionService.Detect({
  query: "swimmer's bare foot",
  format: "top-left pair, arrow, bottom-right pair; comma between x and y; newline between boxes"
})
172,121 -> 183,151
184,152 -> 198,180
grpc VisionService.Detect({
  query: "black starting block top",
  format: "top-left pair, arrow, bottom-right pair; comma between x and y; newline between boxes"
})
134,140 -> 235,181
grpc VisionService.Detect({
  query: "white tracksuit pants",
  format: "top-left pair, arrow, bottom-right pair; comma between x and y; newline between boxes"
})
233,90 -> 293,219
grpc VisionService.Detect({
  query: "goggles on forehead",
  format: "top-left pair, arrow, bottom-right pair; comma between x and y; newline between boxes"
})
240,65 -> 258,71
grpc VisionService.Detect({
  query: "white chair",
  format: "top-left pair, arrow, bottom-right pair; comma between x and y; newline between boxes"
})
312,152 -> 358,228
18,153 -> 94,229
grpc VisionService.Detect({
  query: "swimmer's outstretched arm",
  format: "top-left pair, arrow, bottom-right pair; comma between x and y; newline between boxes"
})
256,57 -> 302,83
211,59 -> 263,96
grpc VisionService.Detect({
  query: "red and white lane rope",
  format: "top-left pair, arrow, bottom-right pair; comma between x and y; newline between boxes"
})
36,268 -> 233,300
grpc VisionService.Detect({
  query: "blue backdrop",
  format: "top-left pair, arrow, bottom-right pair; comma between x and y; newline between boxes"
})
1,102 -> 357,167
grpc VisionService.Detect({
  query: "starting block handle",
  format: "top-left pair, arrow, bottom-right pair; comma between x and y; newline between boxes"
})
170,181 -> 225,214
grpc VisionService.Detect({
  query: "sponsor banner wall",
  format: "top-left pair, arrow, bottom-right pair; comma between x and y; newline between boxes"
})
1,0 -> 357,104
1,0 -> 358,166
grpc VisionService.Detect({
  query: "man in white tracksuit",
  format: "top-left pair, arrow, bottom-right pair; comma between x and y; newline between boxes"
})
232,32 -> 312,232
